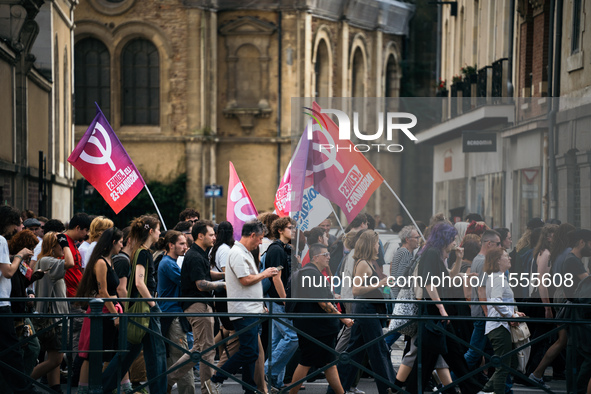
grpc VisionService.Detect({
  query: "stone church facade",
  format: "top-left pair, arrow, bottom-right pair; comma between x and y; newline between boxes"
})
73,0 -> 415,225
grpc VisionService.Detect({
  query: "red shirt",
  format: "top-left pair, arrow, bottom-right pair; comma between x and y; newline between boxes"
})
63,234 -> 82,297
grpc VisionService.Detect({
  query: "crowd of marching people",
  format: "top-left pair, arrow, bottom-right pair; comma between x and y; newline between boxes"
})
1,203 -> 591,394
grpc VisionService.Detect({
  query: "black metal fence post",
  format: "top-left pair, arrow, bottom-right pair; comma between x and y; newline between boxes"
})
89,299 -> 104,394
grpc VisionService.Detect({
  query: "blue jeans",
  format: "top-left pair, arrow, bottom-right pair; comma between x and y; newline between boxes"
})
464,319 -> 487,369
212,317 -> 259,394
335,303 -> 396,394
264,303 -> 299,388
102,304 -> 167,393
385,331 -> 401,348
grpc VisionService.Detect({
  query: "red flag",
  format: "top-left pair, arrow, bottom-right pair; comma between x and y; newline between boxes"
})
304,102 -> 384,222
227,162 -> 258,240
67,104 -> 145,214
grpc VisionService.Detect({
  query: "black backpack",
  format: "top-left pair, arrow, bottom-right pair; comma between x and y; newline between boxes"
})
328,240 -> 344,274
285,264 -> 316,313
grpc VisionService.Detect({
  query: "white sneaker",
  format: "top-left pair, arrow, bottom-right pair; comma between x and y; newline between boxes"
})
349,387 -> 365,394
528,373 -> 550,389
205,379 -> 223,394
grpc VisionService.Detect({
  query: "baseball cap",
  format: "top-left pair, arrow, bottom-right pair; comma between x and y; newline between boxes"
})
527,217 -> 545,229
569,229 -> 591,244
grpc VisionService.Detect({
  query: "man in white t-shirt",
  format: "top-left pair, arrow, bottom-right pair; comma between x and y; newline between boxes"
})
205,220 -> 278,394
0,205 -> 35,393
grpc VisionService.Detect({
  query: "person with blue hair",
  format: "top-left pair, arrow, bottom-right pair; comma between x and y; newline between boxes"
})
405,223 -> 483,394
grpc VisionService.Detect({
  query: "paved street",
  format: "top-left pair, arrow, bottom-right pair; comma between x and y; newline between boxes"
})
165,337 -> 568,394
46,334 -> 567,393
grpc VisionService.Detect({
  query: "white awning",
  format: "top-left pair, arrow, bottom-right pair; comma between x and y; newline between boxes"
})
416,105 -> 515,144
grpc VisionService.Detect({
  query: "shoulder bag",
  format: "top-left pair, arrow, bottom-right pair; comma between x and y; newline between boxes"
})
388,254 -> 421,337
511,321 -> 531,373
126,248 -> 150,344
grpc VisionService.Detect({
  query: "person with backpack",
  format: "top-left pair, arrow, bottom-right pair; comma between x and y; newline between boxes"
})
205,220 -> 278,394
210,222 -> 268,393
102,215 -> 167,394
289,243 -> 353,394
264,217 -> 298,391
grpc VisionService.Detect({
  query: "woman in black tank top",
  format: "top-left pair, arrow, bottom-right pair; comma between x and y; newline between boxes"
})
336,231 -> 396,394
75,227 -> 124,393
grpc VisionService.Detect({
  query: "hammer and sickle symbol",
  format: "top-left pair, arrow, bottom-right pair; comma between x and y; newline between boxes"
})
79,122 -> 116,171
308,119 -> 345,174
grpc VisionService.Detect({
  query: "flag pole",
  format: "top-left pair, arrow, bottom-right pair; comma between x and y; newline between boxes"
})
330,204 -> 345,234
144,185 -> 167,231
382,180 -> 425,242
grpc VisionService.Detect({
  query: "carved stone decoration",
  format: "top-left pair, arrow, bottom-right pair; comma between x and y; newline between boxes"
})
529,0 -> 545,16
517,0 -> 530,17
220,16 -> 276,132
0,0 -> 42,54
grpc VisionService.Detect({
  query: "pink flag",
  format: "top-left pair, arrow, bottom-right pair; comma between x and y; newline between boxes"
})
227,162 -> 258,240
67,104 -> 145,214
274,161 -> 292,217
302,102 -> 384,222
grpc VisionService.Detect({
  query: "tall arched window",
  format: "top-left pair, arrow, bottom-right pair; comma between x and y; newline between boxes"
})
315,39 -> 330,98
121,39 -> 159,125
351,48 -> 365,97
385,54 -> 399,98
74,38 -> 110,124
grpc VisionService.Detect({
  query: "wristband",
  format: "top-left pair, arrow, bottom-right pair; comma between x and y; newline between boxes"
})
15,255 -> 23,260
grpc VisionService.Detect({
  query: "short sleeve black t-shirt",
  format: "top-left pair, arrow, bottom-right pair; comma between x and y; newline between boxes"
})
180,243 -> 213,309
293,264 -> 340,337
418,248 -> 452,314
130,249 -> 156,298
266,241 -> 290,301
113,252 -> 131,280
562,252 -> 587,300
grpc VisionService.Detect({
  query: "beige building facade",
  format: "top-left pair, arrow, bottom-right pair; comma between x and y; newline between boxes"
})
0,0 -> 76,222
73,0 -> 415,226
421,0 -> 591,241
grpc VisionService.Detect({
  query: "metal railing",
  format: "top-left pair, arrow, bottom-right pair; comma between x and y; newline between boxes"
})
2,297 -> 590,394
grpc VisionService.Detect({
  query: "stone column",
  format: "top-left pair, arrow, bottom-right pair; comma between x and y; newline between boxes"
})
186,140 -> 204,211
555,152 -> 577,225
578,151 -> 591,228
186,8 -> 201,131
